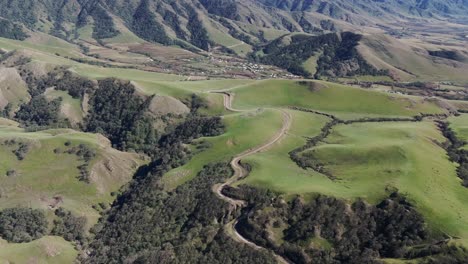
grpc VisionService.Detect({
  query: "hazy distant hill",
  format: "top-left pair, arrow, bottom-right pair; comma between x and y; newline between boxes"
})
0,0 -> 467,48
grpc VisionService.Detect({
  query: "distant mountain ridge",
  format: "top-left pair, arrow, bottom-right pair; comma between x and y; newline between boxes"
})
0,0 -> 466,81
0,0 -> 467,49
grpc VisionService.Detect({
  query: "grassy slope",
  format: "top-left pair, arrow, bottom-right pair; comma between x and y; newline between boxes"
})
302,122 -> 468,243
302,52 -> 322,76
162,108 -> 283,189
0,126 -> 142,227
230,80 -> 444,119
0,37 -> 184,82
239,109 -> 331,194
449,114 -> 468,145
0,236 -> 77,264
358,34 -> 468,83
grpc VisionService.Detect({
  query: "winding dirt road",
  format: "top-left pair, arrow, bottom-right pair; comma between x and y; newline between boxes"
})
211,92 -> 292,264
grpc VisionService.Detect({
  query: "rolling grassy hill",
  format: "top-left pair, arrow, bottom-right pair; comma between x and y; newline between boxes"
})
304,121 -> 468,244
229,80 -> 445,119
0,125 -> 144,227
162,108 -> 284,189
0,236 -> 77,264
238,109 -> 330,195
0,3 -> 467,261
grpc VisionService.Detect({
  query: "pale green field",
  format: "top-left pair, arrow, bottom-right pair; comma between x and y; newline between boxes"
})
302,52 -> 321,76
0,36 -> 80,59
296,121 -> 468,242
0,236 -> 77,264
239,109 -> 330,194
229,80 -> 444,119
72,66 -> 184,82
162,108 -> 284,189
449,114 -> 468,143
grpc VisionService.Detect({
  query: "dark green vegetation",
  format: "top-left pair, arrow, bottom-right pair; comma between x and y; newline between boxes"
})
51,208 -> 87,244
186,5 -> 211,51
255,32 -> 387,78
236,190 -> 428,263
15,96 -> 63,127
84,159 -> 275,263
438,121 -> 468,187
0,19 -> 28,40
131,0 -> 171,45
0,208 -> 48,243
85,79 -> 157,151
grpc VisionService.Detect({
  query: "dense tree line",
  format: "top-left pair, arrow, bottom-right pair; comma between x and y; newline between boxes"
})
232,189 -> 429,263
199,0 -> 239,20
132,0 -> 172,45
255,32 -> 387,78
186,5 -> 212,51
428,50 -> 464,62
48,70 -> 96,99
51,207 -> 87,243
85,78 -> 158,151
13,68 -> 94,129
83,161 -> 275,263
437,121 -> 468,187
14,95 -> 64,127
88,3 -> 120,39
0,208 -> 48,243
0,19 -> 28,40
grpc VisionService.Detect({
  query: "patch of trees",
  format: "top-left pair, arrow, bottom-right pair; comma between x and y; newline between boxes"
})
47,70 -> 96,99
0,19 -> 28,40
296,16 -> 323,34
146,114 -> 224,170
13,141 -> 29,160
0,208 -> 48,243
183,93 -> 209,112
1,103 -> 12,118
186,5 -> 212,51
14,95 -> 63,127
14,68 -> 95,129
199,0 -> 239,20
161,8 -> 187,40
82,161 -> 275,263
437,121 -> 468,187
3,139 -> 30,160
89,3 -> 120,39
218,17 -> 254,45
256,32 -> 386,78
235,190 -> 429,263
289,118 -> 339,179
132,0 -> 172,45
429,50 -> 464,62
51,208 -> 87,244
85,78 -> 158,151
316,32 -> 387,78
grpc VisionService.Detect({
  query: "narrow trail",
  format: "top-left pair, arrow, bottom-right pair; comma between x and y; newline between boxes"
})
211,92 -> 292,264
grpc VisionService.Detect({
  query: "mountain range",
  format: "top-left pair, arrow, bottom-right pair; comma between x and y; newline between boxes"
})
1,0 -> 467,47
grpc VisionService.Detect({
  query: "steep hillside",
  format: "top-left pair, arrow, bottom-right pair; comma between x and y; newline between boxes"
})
0,0 -> 466,53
